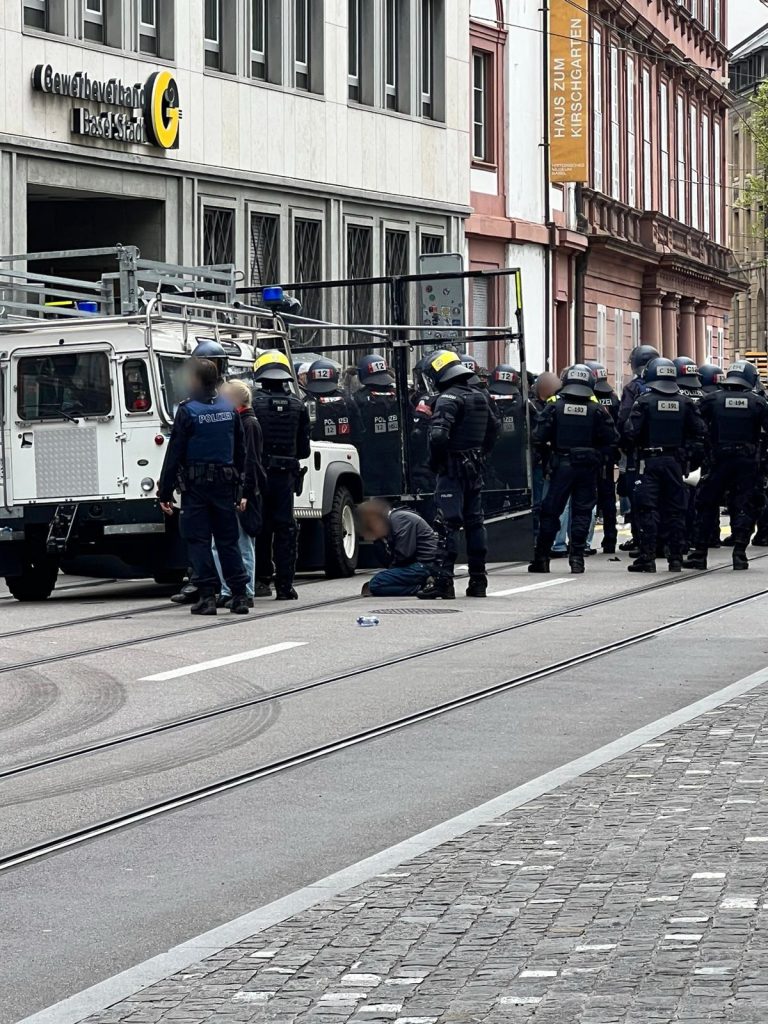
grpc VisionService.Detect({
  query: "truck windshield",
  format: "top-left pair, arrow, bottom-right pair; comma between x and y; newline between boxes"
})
17,352 -> 112,421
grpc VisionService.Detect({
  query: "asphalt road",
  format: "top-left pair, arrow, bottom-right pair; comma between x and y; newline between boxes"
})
2,555 -> 768,1023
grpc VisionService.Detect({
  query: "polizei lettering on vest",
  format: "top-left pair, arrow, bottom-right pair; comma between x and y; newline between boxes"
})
197,411 -> 234,424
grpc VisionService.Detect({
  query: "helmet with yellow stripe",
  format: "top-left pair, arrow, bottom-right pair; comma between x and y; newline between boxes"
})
425,349 -> 473,389
253,349 -> 293,383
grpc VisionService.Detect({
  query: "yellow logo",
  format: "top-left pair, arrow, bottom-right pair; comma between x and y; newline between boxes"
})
143,70 -> 181,149
430,351 -> 459,373
254,350 -> 291,372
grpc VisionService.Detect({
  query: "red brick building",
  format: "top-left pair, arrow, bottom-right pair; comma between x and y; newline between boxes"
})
580,0 -> 739,386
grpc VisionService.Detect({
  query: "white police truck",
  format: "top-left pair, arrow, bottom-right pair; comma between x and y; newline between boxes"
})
0,246 -> 362,600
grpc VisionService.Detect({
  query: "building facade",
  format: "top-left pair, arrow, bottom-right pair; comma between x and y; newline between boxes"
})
0,0 -> 470,328
729,25 -> 768,355
580,0 -> 737,387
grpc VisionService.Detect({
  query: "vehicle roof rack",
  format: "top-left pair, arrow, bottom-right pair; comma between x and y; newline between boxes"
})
0,244 -> 237,320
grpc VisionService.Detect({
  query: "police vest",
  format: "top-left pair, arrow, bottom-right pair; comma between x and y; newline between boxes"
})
597,393 -> 620,422
253,390 -> 303,457
354,388 -> 400,441
643,393 -> 686,449
306,392 -> 353,441
553,398 -> 598,450
438,385 -> 490,451
679,385 -> 704,403
708,390 -> 764,447
185,395 -> 236,464
490,393 -> 524,436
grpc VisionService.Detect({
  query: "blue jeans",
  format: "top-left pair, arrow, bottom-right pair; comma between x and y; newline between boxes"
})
552,499 -> 597,552
369,562 -> 431,596
213,522 -> 255,598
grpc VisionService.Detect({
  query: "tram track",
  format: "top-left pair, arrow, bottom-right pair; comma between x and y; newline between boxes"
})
1,557 -> 762,785
1,579 -> 766,873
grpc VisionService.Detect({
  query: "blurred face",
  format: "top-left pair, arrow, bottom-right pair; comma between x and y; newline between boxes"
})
359,506 -> 389,540
536,372 -> 561,401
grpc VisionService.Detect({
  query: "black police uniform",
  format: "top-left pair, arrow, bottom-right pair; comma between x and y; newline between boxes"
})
686,385 -> 768,569
252,386 -> 311,598
531,390 -> 618,573
409,390 -> 438,497
157,390 -> 249,606
622,382 -> 706,570
673,361 -> 705,550
305,391 -> 361,444
590,372 -> 621,553
352,386 -> 402,497
486,369 -> 527,495
422,378 -> 498,595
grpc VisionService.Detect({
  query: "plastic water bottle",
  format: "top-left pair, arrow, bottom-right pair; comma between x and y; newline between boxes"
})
356,616 -> 380,627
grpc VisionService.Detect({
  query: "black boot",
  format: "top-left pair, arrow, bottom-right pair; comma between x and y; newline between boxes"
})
628,557 -> 656,574
733,545 -> 749,571
253,580 -> 272,597
569,551 -> 585,574
229,594 -> 252,614
752,533 -> 768,547
527,555 -> 550,574
682,549 -> 707,570
602,540 -> 616,554
723,535 -> 736,547
417,576 -> 456,600
466,574 -> 488,598
171,583 -> 199,605
275,586 -> 299,600
190,594 -> 218,615
668,559 -> 682,573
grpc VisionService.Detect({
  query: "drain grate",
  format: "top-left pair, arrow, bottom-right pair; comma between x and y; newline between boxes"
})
369,607 -> 461,615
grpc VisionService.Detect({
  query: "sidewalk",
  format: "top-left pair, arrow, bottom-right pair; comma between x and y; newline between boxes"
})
84,681 -> 768,1024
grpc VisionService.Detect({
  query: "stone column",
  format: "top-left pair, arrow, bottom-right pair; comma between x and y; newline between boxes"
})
679,298 -> 697,359
640,289 -> 663,349
695,302 -> 709,366
661,293 -> 681,358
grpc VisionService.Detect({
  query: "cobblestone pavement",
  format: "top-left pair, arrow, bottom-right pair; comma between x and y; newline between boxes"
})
85,687 -> 768,1024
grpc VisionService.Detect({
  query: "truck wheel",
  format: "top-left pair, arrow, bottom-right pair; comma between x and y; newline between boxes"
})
5,558 -> 59,602
323,486 -> 358,578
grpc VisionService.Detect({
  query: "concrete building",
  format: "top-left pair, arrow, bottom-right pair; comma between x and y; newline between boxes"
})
729,24 -> 768,355
580,0 -> 738,386
0,0 -> 470,325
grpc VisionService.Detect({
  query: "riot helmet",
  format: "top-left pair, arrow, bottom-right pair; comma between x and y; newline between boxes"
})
252,349 -> 294,384
460,353 -> 479,374
722,360 -> 760,391
698,363 -> 725,392
584,359 -> 613,395
358,353 -> 393,387
559,364 -> 595,399
643,357 -> 679,394
489,364 -> 521,395
629,344 -> 660,375
191,339 -> 228,377
305,358 -> 340,395
673,356 -> 702,388
425,349 -> 473,390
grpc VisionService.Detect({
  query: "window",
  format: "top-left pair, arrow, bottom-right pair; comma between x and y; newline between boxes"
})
421,233 -> 444,255
626,57 -> 636,207
294,0 -> 310,89
610,45 -> 621,200
159,357 -> 188,418
472,51 -> 491,163
642,68 -> 652,208
347,225 -> 374,338
706,324 -> 714,361
702,110 -> 711,235
714,118 -> 723,244
348,0 -> 361,99
596,305 -> 607,366
252,0 -> 267,78
385,230 -> 409,278
24,0 -> 47,29
659,81 -> 670,215
123,360 -> 153,413
420,0 -> 435,118
717,326 -> 724,365
293,218 -> 324,325
714,0 -> 721,38
592,29 -> 603,193
614,309 -> 624,386
385,0 -> 398,109
203,207 -> 234,265
690,102 -> 699,230
138,0 -> 157,54
676,94 -> 686,223
250,213 -> 280,287
83,0 -> 104,42
204,0 -> 221,69
18,352 -> 111,421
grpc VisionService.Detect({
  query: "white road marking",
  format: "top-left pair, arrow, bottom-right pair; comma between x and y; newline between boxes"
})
490,578 -> 574,598
140,642 -> 306,681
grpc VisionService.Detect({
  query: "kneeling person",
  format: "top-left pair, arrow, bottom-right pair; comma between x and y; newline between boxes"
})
358,500 -> 437,596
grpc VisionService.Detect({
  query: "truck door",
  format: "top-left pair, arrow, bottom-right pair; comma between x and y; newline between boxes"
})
11,346 -> 126,502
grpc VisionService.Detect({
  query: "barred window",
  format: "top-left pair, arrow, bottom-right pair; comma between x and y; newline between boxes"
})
250,213 -> 280,287
203,208 -> 235,266
385,230 -> 409,278
293,218 -> 324,324
347,225 -> 373,338
421,233 -> 444,255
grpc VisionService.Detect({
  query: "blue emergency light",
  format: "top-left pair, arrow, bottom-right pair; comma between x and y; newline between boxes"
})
262,286 -> 284,303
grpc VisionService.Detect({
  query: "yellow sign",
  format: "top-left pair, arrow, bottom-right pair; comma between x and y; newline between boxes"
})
549,0 -> 589,183
144,70 -> 181,150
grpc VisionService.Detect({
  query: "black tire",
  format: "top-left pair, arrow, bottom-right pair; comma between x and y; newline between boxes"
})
5,558 -> 59,602
153,569 -> 187,586
323,486 -> 358,578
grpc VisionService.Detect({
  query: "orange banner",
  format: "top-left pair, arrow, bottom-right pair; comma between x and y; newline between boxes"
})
549,0 -> 589,183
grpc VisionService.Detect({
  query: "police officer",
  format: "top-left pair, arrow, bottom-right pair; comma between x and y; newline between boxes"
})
617,344 -> 661,552
622,357 -> 707,573
157,358 -> 250,616
674,356 -> 705,401
417,350 -> 499,599
351,353 -> 402,496
699,363 -> 725,394
683,362 -> 768,571
486,365 -> 526,493
528,365 -> 618,575
191,339 -> 229,383
409,358 -> 438,498
585,360 -> 620,554
303,358 -> 362,444
251,350 -> 311,600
